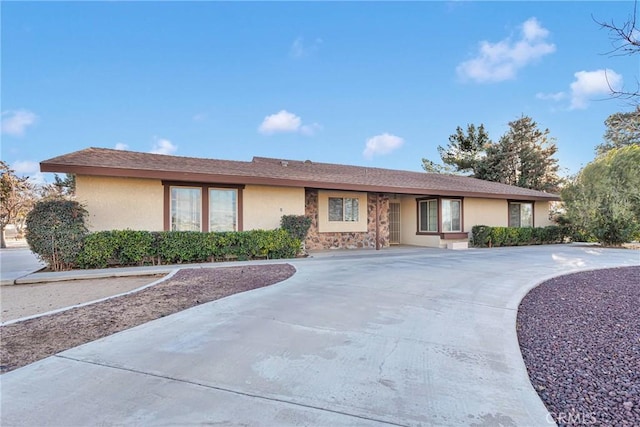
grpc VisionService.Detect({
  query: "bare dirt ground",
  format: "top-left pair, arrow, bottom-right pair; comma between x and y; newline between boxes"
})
0,264 -> 295,374
1,276 -> 164,322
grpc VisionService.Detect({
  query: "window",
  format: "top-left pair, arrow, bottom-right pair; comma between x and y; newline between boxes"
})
165,182 -> 242,232
209,189 -> 237,231
509,202 -> 533,227
418,199 -> 438,232
329,197 -> 359,222
171,187 -> 201,231
441,199 -> 462,232
418,198 -> 464,234
318,191 -> 366,232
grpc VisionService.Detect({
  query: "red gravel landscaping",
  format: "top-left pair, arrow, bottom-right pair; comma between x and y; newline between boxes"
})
517,266 -> 639,426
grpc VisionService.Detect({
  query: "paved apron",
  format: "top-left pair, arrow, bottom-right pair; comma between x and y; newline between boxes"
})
1,245 -> 638,426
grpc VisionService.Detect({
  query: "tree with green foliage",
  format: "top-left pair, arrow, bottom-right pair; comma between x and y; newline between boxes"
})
475,116 -> 561,193
440,123 -> 490,174
562,145 -> 640,246
422,123 -> 490,175
595,107 -> 640,155
0,161 -> 36,248
40,173 -> 76,199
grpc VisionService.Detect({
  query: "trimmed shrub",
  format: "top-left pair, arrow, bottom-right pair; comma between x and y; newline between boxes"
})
280,215 -> 312,241
155,231 -> 210,264
470,225 -> 491,247
76,231 -> 118,269
77,230 -> 155,269
75,228 -> 300,269
281,215 -> 312,254
471,225 -> 567,248
25,200 -> 88,271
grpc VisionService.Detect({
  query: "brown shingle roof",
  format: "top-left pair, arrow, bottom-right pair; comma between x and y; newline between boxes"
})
40,147 -> 560,201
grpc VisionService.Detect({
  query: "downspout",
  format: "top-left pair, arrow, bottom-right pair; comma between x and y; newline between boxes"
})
375,193 -> 380,250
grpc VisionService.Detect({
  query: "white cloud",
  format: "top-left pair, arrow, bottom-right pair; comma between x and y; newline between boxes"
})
290,37 -> 322,58
259,110 -> 300,134
363,133 -> 405,159
535,92 -> 567,102
1,109 -> 38,136
11,160 -> 39,175
456,17 -> 556,83
258,110 -> 320,136
114,143 -> 129,150
569,69 -> 623,110
150,138 -> 177,155
30,174 -> 47,186
11,160 -> 45,185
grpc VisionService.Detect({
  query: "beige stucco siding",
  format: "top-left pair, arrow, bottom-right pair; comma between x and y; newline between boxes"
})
76,175 -> 163,231
396,196 -> 553,248
243,185 -> 305,230
463,198 -> 508,230
534,201 -> 552,227
397,196 -> 437,247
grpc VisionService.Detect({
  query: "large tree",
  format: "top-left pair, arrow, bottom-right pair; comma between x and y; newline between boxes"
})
475,116 -> 561,193
422,123 -> 489,175
595,107 -> 640,155
562,145 -> 640,245
0,161 -> 36,248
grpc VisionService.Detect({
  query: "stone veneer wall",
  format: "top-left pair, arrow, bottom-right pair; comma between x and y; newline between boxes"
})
304,189 -> 390,250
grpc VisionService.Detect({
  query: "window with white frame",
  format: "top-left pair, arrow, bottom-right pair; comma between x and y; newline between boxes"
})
418,199 -> 438,232
171,187 -> 202,231
441,199 -> 462,232
418,198 -> 463,233
168,184 -> 240,232
209,188 -> 238,231
509,202 -> 533,227
328,197 -> 359,222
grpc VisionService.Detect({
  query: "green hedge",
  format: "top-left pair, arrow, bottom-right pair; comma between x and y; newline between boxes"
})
470,225 -> 568,248
77,229 -> 300,269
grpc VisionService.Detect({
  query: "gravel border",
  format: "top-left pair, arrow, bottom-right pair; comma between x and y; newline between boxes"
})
517,266 -> 640,426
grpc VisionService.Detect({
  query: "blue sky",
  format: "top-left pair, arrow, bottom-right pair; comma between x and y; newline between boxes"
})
2,1 -> 637,184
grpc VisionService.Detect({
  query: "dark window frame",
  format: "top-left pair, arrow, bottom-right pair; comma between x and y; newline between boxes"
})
416,196 -> 468,239
163,181 -> 244,232
508,200 -> 535,228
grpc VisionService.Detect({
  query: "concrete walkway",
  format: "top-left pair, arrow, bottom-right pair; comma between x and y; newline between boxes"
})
1,245 -> 638,426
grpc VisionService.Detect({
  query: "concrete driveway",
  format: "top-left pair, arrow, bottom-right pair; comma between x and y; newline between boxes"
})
1,245 -> 638,426
0,247 -> 45,285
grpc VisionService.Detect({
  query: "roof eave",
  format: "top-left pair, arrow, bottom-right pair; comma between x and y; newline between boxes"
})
40,162 -> 561,202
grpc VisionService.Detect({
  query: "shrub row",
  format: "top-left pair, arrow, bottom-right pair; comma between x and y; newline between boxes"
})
77,229 -> 300,269
471,225 -> 568,248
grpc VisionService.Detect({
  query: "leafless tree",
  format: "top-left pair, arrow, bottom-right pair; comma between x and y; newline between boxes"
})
594,1 -> 640,101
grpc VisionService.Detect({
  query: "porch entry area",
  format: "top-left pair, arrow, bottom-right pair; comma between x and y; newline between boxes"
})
389,202 -> 401,245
